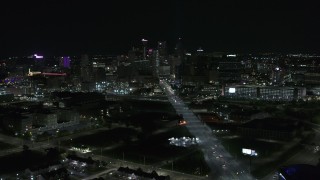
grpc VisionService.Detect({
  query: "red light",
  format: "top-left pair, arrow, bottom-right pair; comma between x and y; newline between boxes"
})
42,72 -> 67,76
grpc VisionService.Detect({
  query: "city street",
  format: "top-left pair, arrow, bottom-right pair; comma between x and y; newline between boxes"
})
160,80 -> 254,180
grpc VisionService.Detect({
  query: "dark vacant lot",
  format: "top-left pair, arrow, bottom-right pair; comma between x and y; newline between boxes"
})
0,150 -> 46,174
102,126 -> 195,164
62,127 -> 139,148
0,141 -> 15,150
162,150 -> 211,176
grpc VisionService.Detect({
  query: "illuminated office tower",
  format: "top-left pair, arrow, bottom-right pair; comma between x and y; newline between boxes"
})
33,53 -> 45,68
158,41 -> 168,65
80,54 -> 93,82
142,38 -> 148,60
175,38 -> 184,57
60,56 -> 71,68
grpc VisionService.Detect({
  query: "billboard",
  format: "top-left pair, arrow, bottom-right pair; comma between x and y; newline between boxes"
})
242,148 -> 258,156
229,88 -> 236,93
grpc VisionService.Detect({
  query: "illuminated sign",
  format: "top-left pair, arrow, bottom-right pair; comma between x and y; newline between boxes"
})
229,88 -> 236,93
242,148 -> 258,156
242,148 -> 252,155
34,54 -> 43,59
63,56 -> 71,68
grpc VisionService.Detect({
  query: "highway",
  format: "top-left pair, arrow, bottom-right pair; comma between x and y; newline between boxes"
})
160,80 -> 254,180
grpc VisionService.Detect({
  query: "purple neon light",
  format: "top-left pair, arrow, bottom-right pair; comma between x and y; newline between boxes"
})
63,56 -> 71,68
34,54 -> 44,59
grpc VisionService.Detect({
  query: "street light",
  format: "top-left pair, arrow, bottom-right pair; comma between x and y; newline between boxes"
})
171,160 -> 173,171
242,148 -> 258,173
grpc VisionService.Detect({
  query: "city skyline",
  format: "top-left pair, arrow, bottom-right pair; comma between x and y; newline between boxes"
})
0,38 -> 320,179
1,0 -> 320,56
1,1 -> 320,179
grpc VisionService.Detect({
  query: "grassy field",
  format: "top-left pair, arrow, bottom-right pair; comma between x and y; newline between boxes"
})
251,144 -> 302,178
0,150 -> 46,174
220,137 -> 285,159
312,113 -> 320,125
60,99 -> 211,176
0,141 -> 16,150
220,136 -> 303,178
162,150 -> 211,176
101,126 -> 196,164
61,127 -> 139,148
62,126 -> 196,164
125,100 -> 176,113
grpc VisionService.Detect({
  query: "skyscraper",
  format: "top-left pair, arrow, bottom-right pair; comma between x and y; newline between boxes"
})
141,38 -> 148,60
157,41 -> 168,65
60,56 -> 71,69
80,54 -> 93,82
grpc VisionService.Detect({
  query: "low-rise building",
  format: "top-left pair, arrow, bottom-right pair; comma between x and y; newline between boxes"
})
224,85 -> 306,101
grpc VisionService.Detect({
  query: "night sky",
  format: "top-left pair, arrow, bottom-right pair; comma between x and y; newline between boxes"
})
0,0 -> 319,56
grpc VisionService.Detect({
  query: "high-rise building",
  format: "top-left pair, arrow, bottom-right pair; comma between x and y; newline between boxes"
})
157,41 -> 168,65
142,39 -> 148,60
60,56 -> 71,68
218,56 -> 243,84
80,54 -> 93,82
80,54 -> 90,67
175,38 -> 184,57
30,54 -> 45,69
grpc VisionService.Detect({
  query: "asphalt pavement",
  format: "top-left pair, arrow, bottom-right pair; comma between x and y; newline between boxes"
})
160,80 -> 254,180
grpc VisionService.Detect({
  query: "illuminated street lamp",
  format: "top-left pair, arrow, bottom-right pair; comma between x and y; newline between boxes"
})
242,148 -> 258,173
